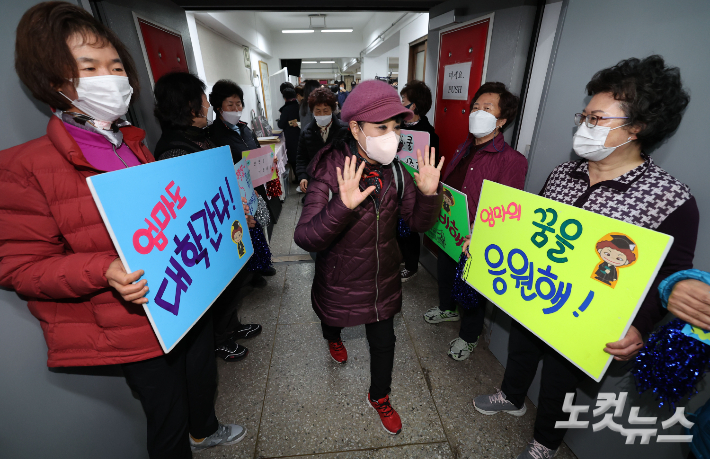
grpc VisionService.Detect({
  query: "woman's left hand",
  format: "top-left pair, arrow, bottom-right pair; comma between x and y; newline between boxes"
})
413,146 -> 444,196
604,325 -> 643,361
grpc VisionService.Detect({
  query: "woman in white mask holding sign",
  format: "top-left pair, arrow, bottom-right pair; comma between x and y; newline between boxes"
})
294,79 -> 444,435
472,56 -> 698,459
0,3 -> 246,457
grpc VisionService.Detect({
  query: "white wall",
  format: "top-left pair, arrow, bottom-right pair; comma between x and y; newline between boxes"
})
195,11 -> 273,57
195,21 -> 251,88
362,47 -> 398,80
397,13 -> 429,88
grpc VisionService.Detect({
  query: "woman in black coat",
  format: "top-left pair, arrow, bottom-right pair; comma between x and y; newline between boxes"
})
295,87 -> 348,193
207,79 -> 261,163
277,87 -> 301,171
397,80 -> 440,281
208,79 -> 282,236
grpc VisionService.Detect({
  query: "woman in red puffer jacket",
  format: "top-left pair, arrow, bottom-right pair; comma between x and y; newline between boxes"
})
0,3 -> 244,457
294,79 -> 444,435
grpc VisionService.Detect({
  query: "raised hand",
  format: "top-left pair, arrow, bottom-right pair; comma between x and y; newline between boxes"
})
336,155 -> 375,210
413,146 -> 444,196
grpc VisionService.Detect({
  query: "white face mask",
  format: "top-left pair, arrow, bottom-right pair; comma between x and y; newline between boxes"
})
221,110 -> 242,125
573,123 -> 632,161
315,115 -> 332,127
61,75 -> 133,125
357,126 -> 400,165
469,110 -> 498,138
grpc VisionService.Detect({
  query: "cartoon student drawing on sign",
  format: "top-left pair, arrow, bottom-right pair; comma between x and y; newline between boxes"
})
231,221 -> 246,258
442,189 -> 455,214
592,233 -> 638,288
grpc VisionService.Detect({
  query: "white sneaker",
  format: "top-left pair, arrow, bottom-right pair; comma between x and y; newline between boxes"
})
296,186 -> 304,193
448,337 -> 478,361
423,307 -> 460,324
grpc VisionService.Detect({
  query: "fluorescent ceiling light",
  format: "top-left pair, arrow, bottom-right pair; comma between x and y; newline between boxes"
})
282,29 -> 314,34
302,61 -> 318,64
320,61 -> 335,63
322,29 -> 353,33
357,71 -> 361,74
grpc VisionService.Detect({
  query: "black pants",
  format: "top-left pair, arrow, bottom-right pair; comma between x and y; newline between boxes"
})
123,312 -> 219,459
501,321 -> 583,450
321,317 -> 396,400
211,269 -> 252,347
437,248 -> 485,342
397,232 -> 421,272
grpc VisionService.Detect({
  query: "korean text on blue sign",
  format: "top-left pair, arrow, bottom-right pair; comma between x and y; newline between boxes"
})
87,146 -> 254,352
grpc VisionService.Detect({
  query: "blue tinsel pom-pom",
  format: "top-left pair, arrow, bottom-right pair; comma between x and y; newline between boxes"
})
246,221 -> 273,272
632,318 -> 710,408
397,217 -> 411,238
451,253 -> 485,310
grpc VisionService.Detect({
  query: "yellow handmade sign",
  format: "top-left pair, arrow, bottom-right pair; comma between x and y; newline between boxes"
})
463,181 -> 673,381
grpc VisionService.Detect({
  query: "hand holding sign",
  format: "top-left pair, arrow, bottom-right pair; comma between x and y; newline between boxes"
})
106,259 -> 148,304
413,146 -> 444,196
604,325 -> 643,361
337,156 -> 375,210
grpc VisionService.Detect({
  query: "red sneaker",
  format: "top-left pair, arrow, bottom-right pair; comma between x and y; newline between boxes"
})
328,339 -> 348,364
367,393 -> 402,435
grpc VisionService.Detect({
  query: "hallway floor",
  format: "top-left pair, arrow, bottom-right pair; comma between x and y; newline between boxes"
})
197,193 -> 578,459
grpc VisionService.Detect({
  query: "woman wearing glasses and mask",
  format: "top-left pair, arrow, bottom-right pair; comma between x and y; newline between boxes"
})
472,55 -> 699,459
294,80 -> 444,435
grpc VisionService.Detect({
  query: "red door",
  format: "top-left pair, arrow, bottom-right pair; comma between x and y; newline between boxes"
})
138,18 -> 189,85
434,19 -> 490,162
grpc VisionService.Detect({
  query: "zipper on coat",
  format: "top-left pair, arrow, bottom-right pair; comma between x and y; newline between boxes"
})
368,176 -> 392,322
113,144 -> 128,168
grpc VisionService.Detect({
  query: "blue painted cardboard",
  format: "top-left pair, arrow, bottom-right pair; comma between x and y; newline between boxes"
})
87,146 -> 253,352
234,159 -> 259,215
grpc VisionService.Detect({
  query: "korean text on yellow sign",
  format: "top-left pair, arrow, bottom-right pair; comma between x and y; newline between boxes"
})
463,181 -> 673,381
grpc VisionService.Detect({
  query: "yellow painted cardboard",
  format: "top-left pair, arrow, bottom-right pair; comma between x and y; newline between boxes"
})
463,181 -> 673,381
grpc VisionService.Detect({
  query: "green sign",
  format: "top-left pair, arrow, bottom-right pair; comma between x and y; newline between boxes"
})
400,162 -> 470,260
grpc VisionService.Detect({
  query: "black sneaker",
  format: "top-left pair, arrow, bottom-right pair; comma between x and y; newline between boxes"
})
260,266 -> 277,276
250,274 -> 267,288
215,340 -> 248,362
230,323 -> 263,340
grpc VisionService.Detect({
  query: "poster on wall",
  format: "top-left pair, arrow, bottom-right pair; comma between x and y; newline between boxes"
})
442,62 -> 473,101
258,60 -> 271,122
462,180 -> 673,381
86,146 -> 254,353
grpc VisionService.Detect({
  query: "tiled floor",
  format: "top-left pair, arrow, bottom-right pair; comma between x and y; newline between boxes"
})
198,193 -> 578,459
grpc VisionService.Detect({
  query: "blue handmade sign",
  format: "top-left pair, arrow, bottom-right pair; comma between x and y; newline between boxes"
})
234,159 -> 259,215
87,146 -> 253,352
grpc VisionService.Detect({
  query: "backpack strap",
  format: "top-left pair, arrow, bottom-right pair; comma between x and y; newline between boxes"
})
391,158 -> 405,203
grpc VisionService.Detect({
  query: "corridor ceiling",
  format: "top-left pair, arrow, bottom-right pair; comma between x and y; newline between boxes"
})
172,0 -> 445,12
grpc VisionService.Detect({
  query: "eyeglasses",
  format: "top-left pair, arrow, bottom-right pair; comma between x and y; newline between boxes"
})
574,113 -> 628,129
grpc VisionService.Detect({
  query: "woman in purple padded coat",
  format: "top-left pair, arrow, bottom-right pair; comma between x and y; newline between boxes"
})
294,80 -> 444,435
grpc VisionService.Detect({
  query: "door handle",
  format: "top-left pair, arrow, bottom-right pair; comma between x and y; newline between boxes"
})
444,107 -> 447,112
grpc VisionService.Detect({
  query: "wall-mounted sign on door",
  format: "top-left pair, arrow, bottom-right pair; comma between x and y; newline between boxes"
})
442,62 -> 472,101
